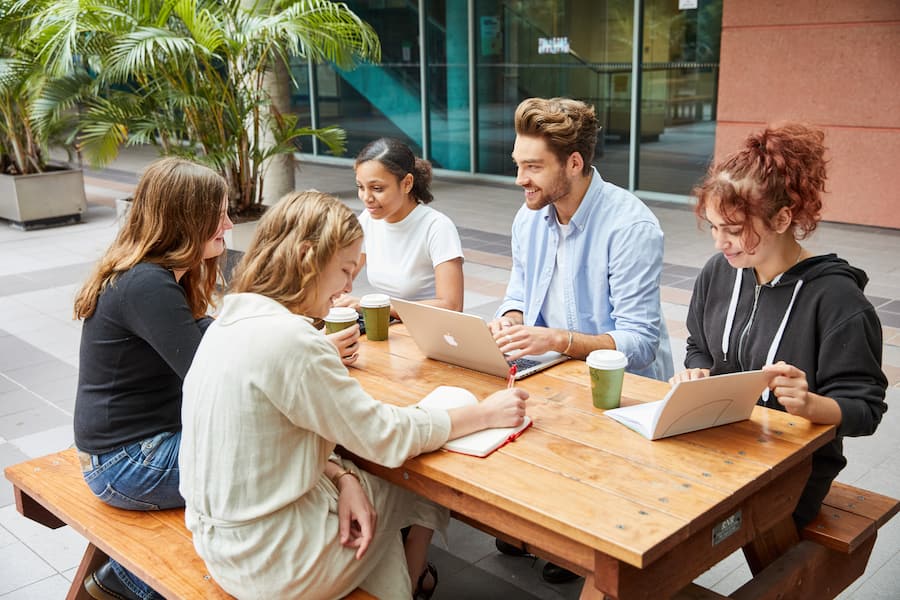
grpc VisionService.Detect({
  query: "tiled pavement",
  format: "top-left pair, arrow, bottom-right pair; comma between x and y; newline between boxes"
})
0,150 -> 898,599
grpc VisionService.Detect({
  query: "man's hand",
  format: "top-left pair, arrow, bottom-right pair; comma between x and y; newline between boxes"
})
336,473 -> 376,560
493,324 -> 561,360
327,325 -> 361,366
487,311 -> 522,336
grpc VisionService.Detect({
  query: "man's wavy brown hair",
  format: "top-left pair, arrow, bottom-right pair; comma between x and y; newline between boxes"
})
694,123 -> 827,251
514,97 -> 598,175
229,190 -> 363,315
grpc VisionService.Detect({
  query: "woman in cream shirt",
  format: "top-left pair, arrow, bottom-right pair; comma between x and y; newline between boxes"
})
179,191 -> 527,600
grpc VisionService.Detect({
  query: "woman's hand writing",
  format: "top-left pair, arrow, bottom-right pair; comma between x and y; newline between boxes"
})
445,388 -> 528,440
479,388 -> 529,428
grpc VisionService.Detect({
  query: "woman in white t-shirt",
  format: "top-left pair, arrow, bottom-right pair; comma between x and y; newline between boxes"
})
336,138 -> 464,317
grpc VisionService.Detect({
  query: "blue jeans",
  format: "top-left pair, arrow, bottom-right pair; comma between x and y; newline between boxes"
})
81,431 -> 183,600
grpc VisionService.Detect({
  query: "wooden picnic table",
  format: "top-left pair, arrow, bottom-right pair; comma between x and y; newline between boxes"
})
345,325 -> 836,599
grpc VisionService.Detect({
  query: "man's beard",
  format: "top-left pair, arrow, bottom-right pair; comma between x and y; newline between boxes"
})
528,173 -> 572,211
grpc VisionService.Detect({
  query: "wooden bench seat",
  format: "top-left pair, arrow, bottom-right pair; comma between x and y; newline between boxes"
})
730,480 -> 899,600
801,481 -> 899,553
4,449 -> 377,600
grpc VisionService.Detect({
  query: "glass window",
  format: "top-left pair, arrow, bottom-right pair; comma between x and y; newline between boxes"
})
323,1 -> 424,158
474,1 -> 635,187
424,1 -> 471,170
286,57 -> 313,152
637,0 -> 722,194
311,1 -> 723,200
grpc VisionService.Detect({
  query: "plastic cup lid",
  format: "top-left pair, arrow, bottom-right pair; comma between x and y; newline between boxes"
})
325,306 -> 358,322
586,349 -> 628,370
359,293 -> 391,308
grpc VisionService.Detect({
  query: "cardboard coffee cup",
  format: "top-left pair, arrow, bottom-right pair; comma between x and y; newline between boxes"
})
586,350 -> 628,410
360,294 -> 391,341
324,306 -> 358,334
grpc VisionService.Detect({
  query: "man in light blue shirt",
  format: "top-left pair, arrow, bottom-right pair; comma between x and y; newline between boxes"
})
490,97 -> 673,381
490,98 -> 674,584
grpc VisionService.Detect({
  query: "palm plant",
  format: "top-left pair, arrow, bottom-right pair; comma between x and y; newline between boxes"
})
28,0 -> 380,212
0,2 -> 82,175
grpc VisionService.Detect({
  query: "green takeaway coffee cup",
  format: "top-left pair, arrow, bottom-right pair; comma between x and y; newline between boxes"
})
324,306 -> 358,334
360,293 -> 391,341
586,349 -> 628,410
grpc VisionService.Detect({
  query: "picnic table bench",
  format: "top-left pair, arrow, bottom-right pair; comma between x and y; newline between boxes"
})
4,449 -> 376,600
5,448 -> 898,599
493,478 -> 898,599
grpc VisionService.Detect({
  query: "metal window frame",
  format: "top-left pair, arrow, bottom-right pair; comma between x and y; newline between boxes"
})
302,0 -> 699,204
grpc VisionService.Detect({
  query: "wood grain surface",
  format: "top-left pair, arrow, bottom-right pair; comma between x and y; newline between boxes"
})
347,325 -> 836,597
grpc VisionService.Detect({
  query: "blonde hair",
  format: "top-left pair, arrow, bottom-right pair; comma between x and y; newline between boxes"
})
229,190 -> 363,314
74,157 -> 227,320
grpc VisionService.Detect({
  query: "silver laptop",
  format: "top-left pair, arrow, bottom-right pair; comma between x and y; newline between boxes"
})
392,299 -> 568,380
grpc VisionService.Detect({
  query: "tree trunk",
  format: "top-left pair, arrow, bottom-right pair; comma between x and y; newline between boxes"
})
260,57 -> 296,206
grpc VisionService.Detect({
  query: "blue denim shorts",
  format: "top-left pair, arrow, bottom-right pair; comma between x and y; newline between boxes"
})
80,431 -> 184,511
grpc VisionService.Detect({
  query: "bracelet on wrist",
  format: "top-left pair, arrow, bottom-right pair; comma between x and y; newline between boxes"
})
562,330 -> 574,356
331,468 -> 360,488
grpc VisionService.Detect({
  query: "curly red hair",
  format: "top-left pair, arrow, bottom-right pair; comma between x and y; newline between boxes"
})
694,123 -> 827,251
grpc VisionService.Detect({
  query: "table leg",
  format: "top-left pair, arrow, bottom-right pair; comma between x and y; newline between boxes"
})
66,542 -> 108,600
742,515 -> 800,575
579,574 -> 609,600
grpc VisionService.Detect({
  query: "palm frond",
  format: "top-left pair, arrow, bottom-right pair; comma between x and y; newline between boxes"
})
106,27 -> 207,80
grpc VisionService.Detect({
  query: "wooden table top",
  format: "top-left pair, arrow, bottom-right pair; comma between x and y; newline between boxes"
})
347,325 -> 835,573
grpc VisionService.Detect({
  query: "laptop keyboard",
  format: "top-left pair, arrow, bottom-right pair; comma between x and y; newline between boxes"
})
509,357 -> 541,371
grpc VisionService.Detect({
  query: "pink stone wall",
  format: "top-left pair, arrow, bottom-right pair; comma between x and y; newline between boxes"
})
716,1 -> 900,228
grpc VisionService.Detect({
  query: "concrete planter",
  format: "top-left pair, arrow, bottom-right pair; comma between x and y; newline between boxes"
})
0,167 -> 87,230
224,220 -> 259,253
115,197 -> 133,224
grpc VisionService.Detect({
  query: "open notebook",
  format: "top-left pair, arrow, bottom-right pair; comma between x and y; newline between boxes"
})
417,386 -> 532,457
604,370 -> 773,440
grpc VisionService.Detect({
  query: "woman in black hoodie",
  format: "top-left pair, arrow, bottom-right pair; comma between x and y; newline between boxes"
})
675,123 -> 888,528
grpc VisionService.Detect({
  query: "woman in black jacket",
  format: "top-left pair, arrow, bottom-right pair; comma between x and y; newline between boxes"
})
72,158 -> 233,600
674,123 -> 888,528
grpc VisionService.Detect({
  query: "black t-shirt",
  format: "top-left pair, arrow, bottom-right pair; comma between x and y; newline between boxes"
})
74,263 -> 212,454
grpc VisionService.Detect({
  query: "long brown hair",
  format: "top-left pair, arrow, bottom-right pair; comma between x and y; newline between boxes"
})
229,190 -> 363,315
74,157 -> 227,320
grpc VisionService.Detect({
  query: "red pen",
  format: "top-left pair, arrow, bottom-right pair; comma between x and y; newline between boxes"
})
505,419 -> 533,443
507,364 -> 517,388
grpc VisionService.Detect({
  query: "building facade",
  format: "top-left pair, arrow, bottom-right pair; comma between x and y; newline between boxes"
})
290,1 -> 899,229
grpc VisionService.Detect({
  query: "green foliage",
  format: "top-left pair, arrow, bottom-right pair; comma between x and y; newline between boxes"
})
18,0 -> 380,211
0,1 -> 84,174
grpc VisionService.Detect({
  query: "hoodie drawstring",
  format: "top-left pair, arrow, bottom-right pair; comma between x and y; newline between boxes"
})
760,279 -> 804,403
721,269 -> 806,404
721,269 -> 743,362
